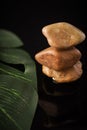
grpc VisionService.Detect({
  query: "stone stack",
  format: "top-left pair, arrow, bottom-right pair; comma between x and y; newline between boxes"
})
35,22 -> 86,83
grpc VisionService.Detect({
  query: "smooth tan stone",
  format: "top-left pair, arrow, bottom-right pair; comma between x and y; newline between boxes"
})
42,22 -> 86,49
42,61 -> 83,83
35,46 -> 81,71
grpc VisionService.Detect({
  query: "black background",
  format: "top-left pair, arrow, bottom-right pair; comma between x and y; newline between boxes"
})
0,1 -> 87,129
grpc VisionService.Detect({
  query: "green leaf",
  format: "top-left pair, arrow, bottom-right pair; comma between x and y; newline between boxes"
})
0,48 -> 37,89
0,29 -> 23,47
0,74 -> 38,130
0,29 -> 38,130
0,62 -> 31,83
0,48 -> 31,64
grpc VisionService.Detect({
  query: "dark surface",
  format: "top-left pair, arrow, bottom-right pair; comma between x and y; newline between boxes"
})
0,1 -> 87,129
30,75 -> 87,130
31,105 -> 87,130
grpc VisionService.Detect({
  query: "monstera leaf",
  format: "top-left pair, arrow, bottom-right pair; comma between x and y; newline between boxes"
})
0,29 -> 38,130
0,29 -> 23,47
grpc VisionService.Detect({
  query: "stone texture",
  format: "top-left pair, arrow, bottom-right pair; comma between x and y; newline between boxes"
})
35,46 -> 81,71
42,22 -> 86,49
42,61 -> 83,83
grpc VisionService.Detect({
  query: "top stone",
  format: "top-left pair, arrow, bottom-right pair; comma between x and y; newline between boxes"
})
42,22 -> 86,49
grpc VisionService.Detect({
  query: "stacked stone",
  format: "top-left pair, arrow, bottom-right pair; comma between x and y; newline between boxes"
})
35,22 -> 86,83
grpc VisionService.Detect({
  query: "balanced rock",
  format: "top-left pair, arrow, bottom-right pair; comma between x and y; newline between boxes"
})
35,46 -> 81,71
42,22 -> 86,49
35,22 -> 86,83
42,61 -> 83,83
